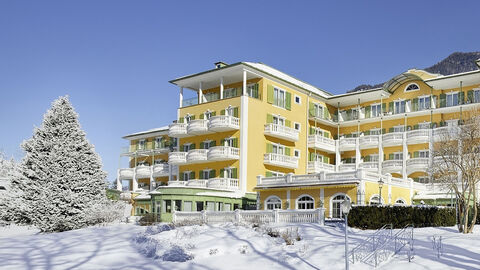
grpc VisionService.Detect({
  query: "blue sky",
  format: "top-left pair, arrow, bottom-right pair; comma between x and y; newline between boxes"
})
1,0 -> 479,183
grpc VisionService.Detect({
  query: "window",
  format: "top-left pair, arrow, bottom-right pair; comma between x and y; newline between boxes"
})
369,129 -> 381,135
202,140 -> 215,149
394,100 -> 406,114
201,170 -> 210,179
416,176 -> 430,184
184,115 -> 193,123
294,149 -> 300,158
393,152 -> 403,160
394,199 -> 406,205
314,104 -> 323,118
393,126 -> 405,133
352,109 -> 359,120
224,203 -> 231,211
196,201 -> 204,211
246,83 -> 259,99
226,106 -> 235,116
294,122 -> 300,131
204,111 -> 213,120
273,87 -> 286,108
405,83 -> 419,91
267,171 -> 284,177
371,104 -> 381,117
223,137 -> 236,147
370,195 -> 382,205
297,195 -> 314,210
265,196 -> 282,210
217,202 -> 223,211
163,200 -> 172,213
474,89 -> 480,103
272,144 -> 285,155
367,154 -> 379,162
419,122 -> 430,129
204,92 -> 219,102
183,172 -> 191,181
295,95 -> 301,104
273,115 -> 285,126
155,137 -> 164,149
174,200 -> 182,211
154,159 -> 165,165
224,88 -> 237,98
137,161 -> 149,166
446,92 -> 459,107
184,201 -> 192,211
138,139 -> 146,150
206,201 -> 215,211
183,143 -> 193,152
418,150 -> 429,158
418,96 -> 431,111
331,194 -> 347,218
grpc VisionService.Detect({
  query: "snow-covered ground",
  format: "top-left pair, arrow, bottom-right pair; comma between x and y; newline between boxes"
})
0,222 -> 479,270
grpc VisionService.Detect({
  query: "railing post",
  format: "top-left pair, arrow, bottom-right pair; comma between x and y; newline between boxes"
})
257,175 -> 263,185
273,209 -> 279,223
317,208 -> 325,225
172,210 -> 176,223
202,210 -> 207,224
235,209 -> 241,223
286,173 -> 294,183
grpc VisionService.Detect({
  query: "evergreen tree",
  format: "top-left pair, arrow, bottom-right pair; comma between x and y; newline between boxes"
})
16,96 -> 107,232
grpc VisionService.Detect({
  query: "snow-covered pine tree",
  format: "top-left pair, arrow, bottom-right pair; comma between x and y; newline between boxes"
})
0,152 -> 26,223
16,96 -> 108,232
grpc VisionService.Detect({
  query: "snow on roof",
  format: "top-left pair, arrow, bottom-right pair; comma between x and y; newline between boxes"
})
122,125 -> 170,139
244,62 -> 333,98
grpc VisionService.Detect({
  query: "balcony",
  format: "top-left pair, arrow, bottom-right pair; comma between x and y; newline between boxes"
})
207,146 -> 239,161
382,160 -> 403,174
263,153 -> 299,169
406,158 -> 429,174
382,132 -> 403,147
407,129 -> 430,144
264,124 -> 299,142
359,162 -> 379,171
186,149 -> 208,163
359,135 -> 379,149
118,168 -> 134,179
339,164 -> 356,172
208,115 -> 240,132
339,138 -> 356,151
207,178 -> 240,190
307,135 -> 335,153
168,152 -> 187,165
169,123 -> 189,138
434,126 -> 460,141
135,165 -> 151,179
186,179 -> 208,188
307,161 -> 335,174
152,164 -> 170,177
187,119 -> 211,135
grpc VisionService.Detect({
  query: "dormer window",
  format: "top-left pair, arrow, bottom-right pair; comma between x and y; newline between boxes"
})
405,83 -> 420,91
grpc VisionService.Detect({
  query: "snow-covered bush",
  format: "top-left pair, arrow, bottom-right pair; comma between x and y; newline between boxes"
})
87,200 -> 126,225
161,245 -> 193,262
12,96 -> 111,232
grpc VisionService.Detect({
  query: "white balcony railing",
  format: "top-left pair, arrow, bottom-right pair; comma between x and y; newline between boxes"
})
207,146 -> 239,161
135,165 -> 151,179
187,119 -> 210,135
152,164 -> 169,177
407,129 -> 430,144
207,178 -> 240,190
186,179 -> 208,188
186,149 -> 208,163
339,164 -> 356,172
168,152 -> 187,165
168,123 -> 188,138
382,132 -> 403,146
208,116 -> 240,132
406,158 -> 429,174
264,124 -> 299,142
263,153 -> 299,169
307,135 -> 335,153
359,135 -> 379,149
118,168 -> 134,179
307,161 -> 335,174
434,126 -> 460,141
359,162 -> 379,170
382,160 -> 403,173
339,138 -> 356,151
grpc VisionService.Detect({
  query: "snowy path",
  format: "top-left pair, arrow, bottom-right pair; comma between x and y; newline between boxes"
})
0,223 -> 479,270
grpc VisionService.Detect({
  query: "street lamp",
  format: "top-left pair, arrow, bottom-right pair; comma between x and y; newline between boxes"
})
341,198 -> 352,270
378,178 -> 384,205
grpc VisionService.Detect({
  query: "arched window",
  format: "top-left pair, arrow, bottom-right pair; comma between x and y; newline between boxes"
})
394,198 -> 406,205
369,195 -> 383,205
265,196 -> 282,210
331,194 -> 348,218
405,83 -> 419,91
297,195 -> 314,210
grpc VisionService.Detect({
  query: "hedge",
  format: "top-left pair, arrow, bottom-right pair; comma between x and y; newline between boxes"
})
347,206 -> 456,229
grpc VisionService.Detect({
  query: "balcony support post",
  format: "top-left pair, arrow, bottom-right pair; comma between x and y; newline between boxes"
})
378,134 -> 384,174
199,82 -> 203,104
335,140 -> 341,172
402,131 -> 408,181
286,190 -> 291,209
179,87 -> 183,108
355,137 -> 361,169
243,69 -> 247,96
116,170 -> 122,191
220,76 -> 224,99
387,174 -> 392,204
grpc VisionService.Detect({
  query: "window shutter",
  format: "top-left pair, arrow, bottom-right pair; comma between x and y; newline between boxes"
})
209,170 -> 216,179
309,127 -> 315,135
266,171 -> 273,177
266,143 -> 273,153
199,171 -> 204,179
309,152 -> 314,161
200,142 -> 204,149
414,151 -> 419,158
412,98 -> 418,111
413,124 -> 419,130
211,111 -> 216,116
323,156 -> 328,164
285,147 -> 291,156
221,109 -> 226,115
364,156 -> 370,162
389,127 -> 394,133
267,85 -> 274,104
178,117 -> 184,123
199,114 -> 204,119
285,119 -> 291,127
459,91 -> 465,104
364,130 -> 370,136
323,107 -> 329,119
191,115 -> 196,120
285,92 -> 292,110
388,102 -> 394,112
190,171 -> 195,180
365,106 -> 371,118
381,128 -> 386,134
210,140 -> 216,147
191,143 -> 196,149
179,173 -> 184,181
220,138 -> 225,146
233,138 -> 238,148
440,94 -> 446,108
389,153 -> 394,160
467,90 -> 474,103
323,131 -> 329,138
266,114 -> 273,124
253,83 -> 259,98
232,168 -> 238,178
220,168 -> 225,178
309,102 -> 315,117
408,152 -> 412,158
233,107 -> 239,117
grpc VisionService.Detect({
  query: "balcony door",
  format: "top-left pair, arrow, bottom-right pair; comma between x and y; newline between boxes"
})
273,115 -> 285,126
272,144 -> 285,155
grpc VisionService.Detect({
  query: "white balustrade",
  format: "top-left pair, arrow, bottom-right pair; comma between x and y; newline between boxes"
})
207,178 -> 239,190
339,137 -> 356,151
186,149 -> 208,163
407,129 -> 430,144
359,135 -> 379,149
307,135 -> 335,153
168,123 -> 188,138
135,165 -> 151,179
382,132 -> 403,146
118,168 -> 134,179
207,146 -> 239,161
359,162 -> 379,170
186,179 -> 208,188
168,152 -> 187,164
208,115 -> 240,131
339,164 -> 356,172
263,153 -> 299,169
187,119 -> 210,135
264,123 -> 299,142
382,160 -> 403,173
307,161 -> 335,173
434,126 -> 460,141
406,158 -> 429,174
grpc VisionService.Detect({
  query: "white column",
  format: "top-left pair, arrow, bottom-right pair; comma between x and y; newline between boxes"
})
402,132 -> 408,181
132,170 -> 138,191
199,82 -> 203,104
220,77 -> 224,99
116,170 -> 122,191
286,190 -> 291,209
168,164 -> 172,182
378,134 -> 383,174
243,70 -> 247,96
387,176 -> 392,204
355,137 -> 361,169
320,188 -> 324,206
335,140 -> 341,172
239,93 -> 249,194
179,87 -> 183,108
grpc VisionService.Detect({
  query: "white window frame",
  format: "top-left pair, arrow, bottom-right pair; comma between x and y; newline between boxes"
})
224,88 -> 237,99
393,152 -> 403,160
204,111 -> 213,120
223,137 -> 235,147
269,171 -> 284,177
393,125 -> 405,133
314,104 -> 324,118
202,140 -> 214,149
418,122 -> 431,129
368,154 -> 379,162
394,198 -> 407,205
183,171 -> 192,181
201,169 -> 211,179
369,128 -> 381,135
272,115 -> 285,126
223,167 -> 234,178
418,150 -> 429,158
404,83 -> 420,92
272,143 -> 285,155
394,100 -> 406,114
294,95 -> 301,104
371,103 -> 381,117
296,195 -> 314,210
183,143 -> 193,152
246,83 -> 256,98
446,92 -> 459,107
265,196 -> 282,210
138,139 -> 146,150
369,194 -> 384,205
418,95 -> 431,111
273,87 -> 286,108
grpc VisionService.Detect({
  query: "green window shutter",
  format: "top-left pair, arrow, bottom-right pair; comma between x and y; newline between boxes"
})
459,91 -> 465,104
233,107 -> 239,117
199,171 -> 204,179
382,103 -> 386,113
200,142 -> 204,149
364,130 -> 370,136
323,131 -> 329,138
364,156 -> 370,162
266,114 -> 273,124
389,127 -> 394,133
199,114 -> 204,119
388,153 -> 394,160
440,94 -> 446,108
285,92 -> 292,110
323,156 -> 328,164
309,127 -> 315,135
190,171 -> 195,179
285,119 -> 291,127
209,170 -> 216,179
191,115 -> 196,120
211,111 -> 216,116
210,140 -> 216,147
232,168 -> 237,178
309,102 -> 315,117
266,171 -> 273,177
309,152 -> 314,161
388,102 -> 394,112
266,143 -> 273,153
412,98 -> 418,111
179,173 -> 184,181
365,106 -> 371,118
220,138 -> 225,146
285,147 -> 291,156
414,151 -> 419,158
233,138 -> 238,148
178,117 -> 184,123
191,143 -> 196,149
467,90 -> 474,103
220,168 -> 225,178
413,124 -> 419,130
253,83 -> 259,98
267,85 -> 274,104
323,107 -> 329,119
220,109 -> 226,115
381,128 -> 386,134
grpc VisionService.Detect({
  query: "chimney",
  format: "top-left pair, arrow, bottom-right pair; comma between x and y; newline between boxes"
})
214,61 -> 228,69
